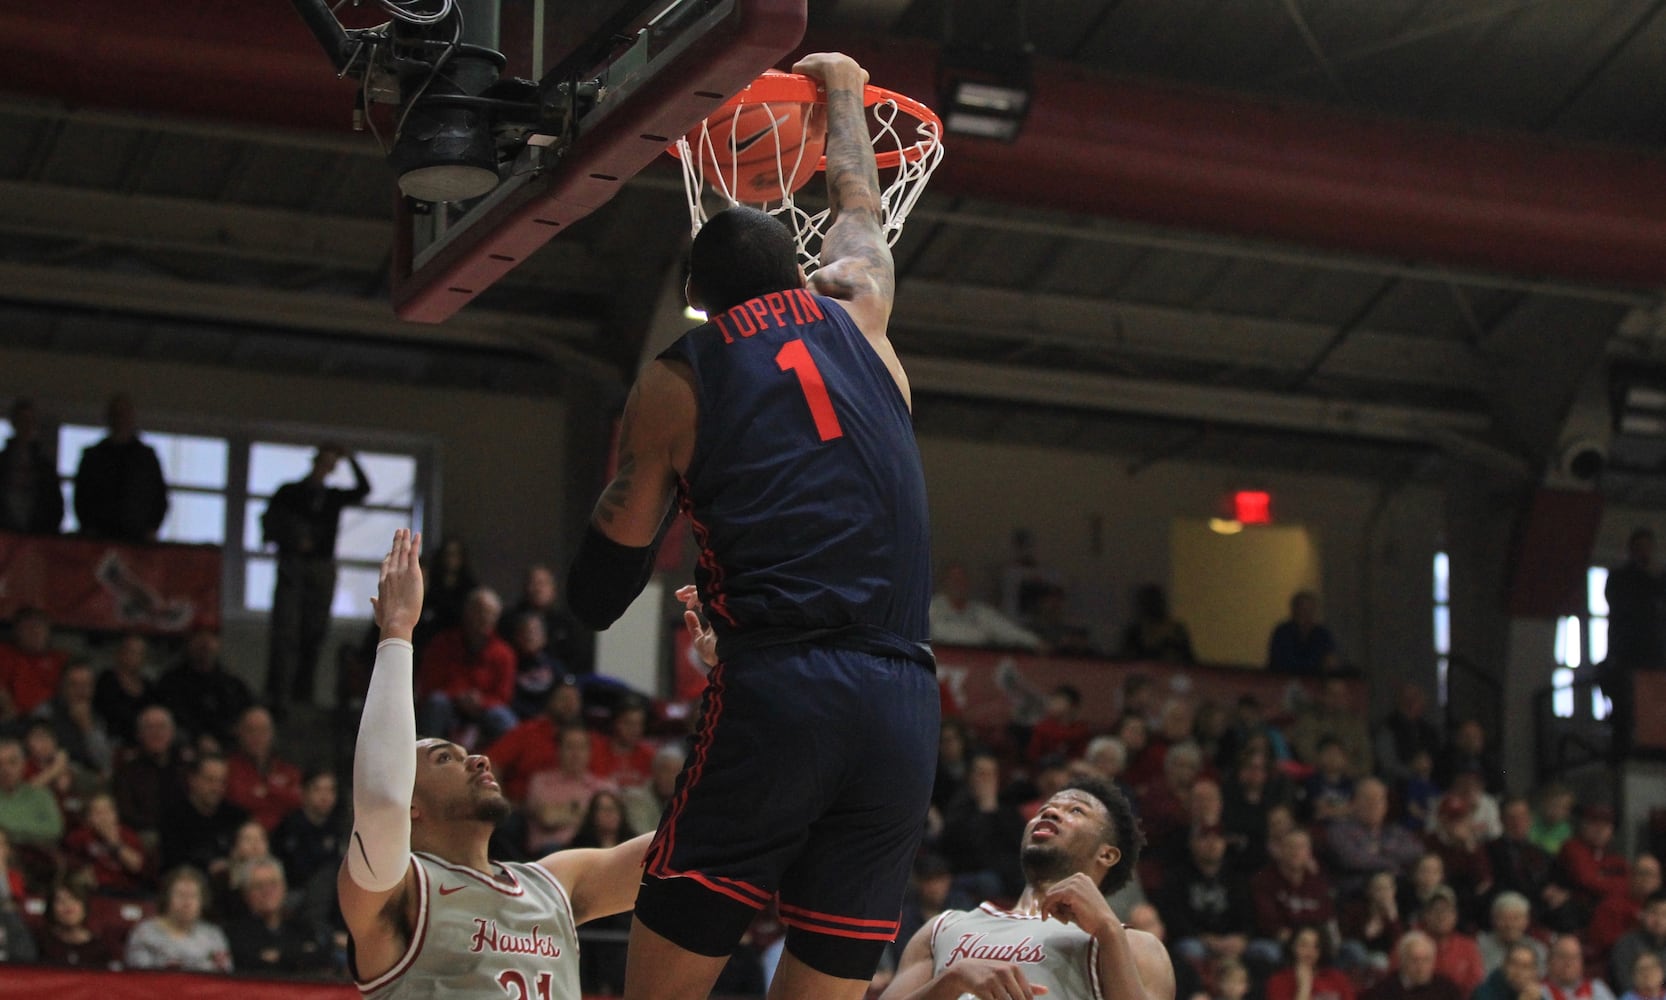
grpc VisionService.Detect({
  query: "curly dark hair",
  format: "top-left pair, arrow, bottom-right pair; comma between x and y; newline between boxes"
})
1062,776 -> 1144,893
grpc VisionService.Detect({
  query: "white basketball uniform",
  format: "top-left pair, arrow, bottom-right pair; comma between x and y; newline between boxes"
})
357,852 -> 582,1000
929,902 -> 1106,1000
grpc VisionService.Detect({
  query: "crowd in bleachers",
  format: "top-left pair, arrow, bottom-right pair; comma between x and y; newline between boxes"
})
4,398 -> 1662,1000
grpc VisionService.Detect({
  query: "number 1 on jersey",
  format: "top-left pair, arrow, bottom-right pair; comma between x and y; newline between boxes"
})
775,338 -> 845,442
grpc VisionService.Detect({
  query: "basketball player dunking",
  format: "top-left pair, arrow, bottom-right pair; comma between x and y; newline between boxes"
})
565,51 -> 939,1000
340,530 -> 650,999
882,778 -> 1176,1000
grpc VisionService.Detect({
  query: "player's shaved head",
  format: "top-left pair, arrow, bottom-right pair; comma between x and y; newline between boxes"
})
687,206 -> 801,315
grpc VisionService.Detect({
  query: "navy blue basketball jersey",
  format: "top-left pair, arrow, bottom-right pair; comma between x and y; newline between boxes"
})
658,289 -> 932,665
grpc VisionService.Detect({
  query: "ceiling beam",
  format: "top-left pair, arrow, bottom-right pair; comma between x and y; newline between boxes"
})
902,355 -> 1490,444
0,179 -> 602,288
893,279 -> 1493,393
0,260 -> 618,385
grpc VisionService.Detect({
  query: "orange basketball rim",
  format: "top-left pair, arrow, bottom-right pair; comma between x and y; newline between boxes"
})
671,69 -> 945,270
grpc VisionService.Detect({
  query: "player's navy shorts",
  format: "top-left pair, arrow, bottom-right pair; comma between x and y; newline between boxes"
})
636,641 -> 939,978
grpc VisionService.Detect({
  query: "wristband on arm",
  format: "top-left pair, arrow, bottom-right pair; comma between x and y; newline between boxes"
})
566,523 -> 659,630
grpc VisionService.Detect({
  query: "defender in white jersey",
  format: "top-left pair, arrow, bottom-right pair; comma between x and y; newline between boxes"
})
881,777 -> 1175,1000
340,530 -> 650,1000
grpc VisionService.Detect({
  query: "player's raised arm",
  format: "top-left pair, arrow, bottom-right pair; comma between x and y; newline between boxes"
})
337,528 -> 424,979
566,359 -> 695,630
796,52 -> 895,344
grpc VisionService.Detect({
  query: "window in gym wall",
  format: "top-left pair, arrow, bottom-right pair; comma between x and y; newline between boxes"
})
1553,567 -> 1612,720
1433,551 -> 1450,707
243,443 -> 423,620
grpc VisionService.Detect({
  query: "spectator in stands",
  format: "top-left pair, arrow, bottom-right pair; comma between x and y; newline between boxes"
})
62,791 -> 153,897
895,851 -> 972,954
260,443 -> 370,720
932,718 -> 975,811
1225,748 -> 1289,875
124,865 -> 232,972
1534,785 -> 1578,855
1291,675 -> 1373,779
1545,932 -> 1616,1000
154,629 -> 253,754
0,606 -> 69,724
1427,794 -> 1495,921
1606,526 -> 1666,674
1215,959 -> 1252,1000
1329,778 -> 1425,895
521,724 -> 614,853
1129,900 -> 1211,1000
1594,856 -> 1663,969
1141,741 -> 1206,846
1268,591 -> 1340,675
1266,924 -> 1356,1000
1558,804 -> 1631,912
218,820 -> 272,920
1376,682 -> 1443,787
1478,892 -> 1547,977
1157,823 -> 1257,968
1118,712 -> 1157,789
0,735 -> 62,850
22,718 -> 96,825
568,790 -> 637,995
416,586 -> 517,745
1437,720 -> 1506,795
225,855 -> 330,977
504,562 -> 594,675
34,877 -> 116,969
482,675 -> 582,802
1622,952 -> 1666,1000
92,633 -> 157,747
1364,931 -> 1463,1000
1340,871 -> 1405,972
271,768 -> 343,895
1027,684 -> 1092,764
1138,697 -> 1200,790
1217,693 -> 1295,770
938,750 -> 1025,901
223,706 -> 302,831
42,662 -> 111,776
928,561 -> 1044,651
1194,700 -> 1232,768
111,705 -> 193,843
1253,828 -> 1338,961
1303,737 -> 1357,824
1612,892 -> 1666,995
0,398 -> 63,535
588,697 -> 656,788
415,535 -> 477,653
159,754 -> 248,878
505,612 -> 559,721
622,743 -> 685,837
1399,853 -> 1449,923
72,393 -> 167,544
1473,942 -> 1548,1000
1120,583 -> 1196,663
0,869 -> 35,964
1401,750 -> 1441,833
1419,885 -> 1485,995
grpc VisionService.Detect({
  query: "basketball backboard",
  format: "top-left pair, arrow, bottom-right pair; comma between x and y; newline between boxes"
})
383,0 -> 808,323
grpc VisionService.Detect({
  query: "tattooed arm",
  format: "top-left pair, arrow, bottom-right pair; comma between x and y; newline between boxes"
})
795,52 -> 911,406
565,359 -> 696,629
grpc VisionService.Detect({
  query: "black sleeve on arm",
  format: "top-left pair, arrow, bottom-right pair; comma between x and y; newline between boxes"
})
566,523 -> 659,630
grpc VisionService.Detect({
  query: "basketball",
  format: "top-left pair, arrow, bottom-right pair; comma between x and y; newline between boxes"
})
695,100 -> 827,204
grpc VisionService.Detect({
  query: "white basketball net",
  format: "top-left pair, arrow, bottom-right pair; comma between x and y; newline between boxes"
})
674,95 -> 944,272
